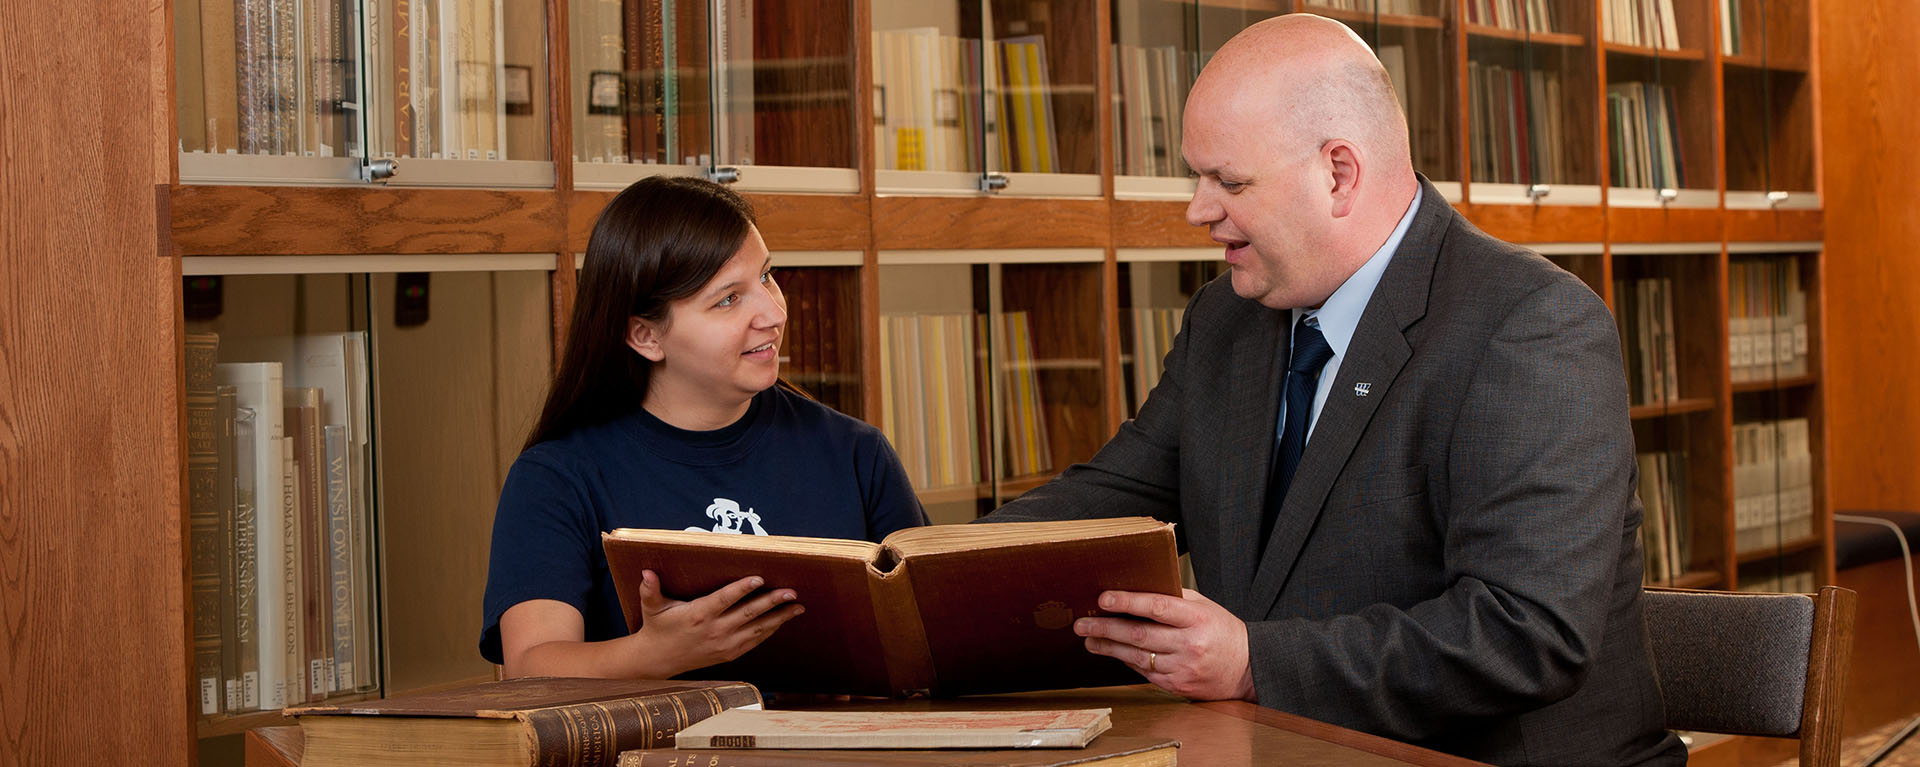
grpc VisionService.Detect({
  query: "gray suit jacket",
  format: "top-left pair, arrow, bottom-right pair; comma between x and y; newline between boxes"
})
989,179 -> 1686,766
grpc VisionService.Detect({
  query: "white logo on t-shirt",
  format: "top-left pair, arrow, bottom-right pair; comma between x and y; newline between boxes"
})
687,497 -> 768,535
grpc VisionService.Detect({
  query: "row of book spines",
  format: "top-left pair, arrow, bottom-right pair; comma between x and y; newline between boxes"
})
1467,62 -> 1568,186
1602,0 -> 1682,50
1465,0 -> 1560,34
181,0 -> 513,160
1728,258 -> 1809,383
574,0 -> 757,166
871,29 -> 1059,175
1614,276 -> 1681,408
1637,449 -> 1690,583
1607,81 -> 1686,190
876,312 -> 1055,493
192,333 -> 378,718
1111,44 -> 1188,178
775,268 -> 857,416
1731,417 -> 1814,553
1126,307 -> 1181,415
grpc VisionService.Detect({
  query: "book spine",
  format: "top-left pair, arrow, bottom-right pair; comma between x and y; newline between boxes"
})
522,683 -> 762,767
394,0 -> 413,155
232,404 -> 262,711
324,425 -> 355,691
199,0 -> 241,152
281,435 -> 304,705
216,387 -> 244,712
187,336 -> 223,716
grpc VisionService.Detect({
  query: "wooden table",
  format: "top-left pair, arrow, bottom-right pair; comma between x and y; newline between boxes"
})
246,685 -> 1490,766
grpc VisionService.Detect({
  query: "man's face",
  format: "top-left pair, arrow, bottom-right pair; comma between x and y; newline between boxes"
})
1181,87 -> 1341,311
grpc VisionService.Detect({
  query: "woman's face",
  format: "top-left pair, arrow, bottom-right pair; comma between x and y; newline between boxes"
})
631,226 -> 787,412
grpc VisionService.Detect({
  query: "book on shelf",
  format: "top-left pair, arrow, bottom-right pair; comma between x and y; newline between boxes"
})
1636,449 -> 1690,583
1467,0 -> 1560,33
1605,0 -> 1680,50
1729,257 -> 1809,383
187,333 -> 226,715
200,331 -> 380,716
1733,417 -> 1814,555
602,517 -> 1181,697
879,313 -> 981,493
1613,275 -> 1680,407
620,736 -> 1180,767
675,708 -> 1113,750
287,677 -> 762,767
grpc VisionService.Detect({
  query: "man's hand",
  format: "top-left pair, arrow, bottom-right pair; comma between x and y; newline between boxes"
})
1075,588 -> 1256,702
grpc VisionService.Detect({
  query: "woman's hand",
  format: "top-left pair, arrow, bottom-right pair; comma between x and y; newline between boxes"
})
625,570 -> 804,673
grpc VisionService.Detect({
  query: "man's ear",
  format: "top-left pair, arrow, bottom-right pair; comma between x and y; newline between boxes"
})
1325,140 -> 1363,219
626,316 -> 666,362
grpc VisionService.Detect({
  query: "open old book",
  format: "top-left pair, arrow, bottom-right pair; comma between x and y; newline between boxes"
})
602,517 -> 1180,698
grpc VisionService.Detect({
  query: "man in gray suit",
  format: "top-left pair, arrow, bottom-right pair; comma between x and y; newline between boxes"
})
983,14 -> 1685,767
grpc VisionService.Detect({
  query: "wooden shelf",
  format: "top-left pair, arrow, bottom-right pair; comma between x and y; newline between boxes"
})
1603,42 -> 1708,62
1732,374 -> 1818,394
1722,53 -> 1810,74
1298,5 -> 1446,31
998,471 -> 1058,498
1629,397 -> 1716,420
1464,24 -> 1587,48
917,483 -> 991,507
1737,535 -> 1823,564
1664,570 -> 1725,590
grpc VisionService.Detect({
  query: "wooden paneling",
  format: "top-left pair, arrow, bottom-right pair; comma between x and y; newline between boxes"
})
1,2 -> 192,766
1112,200 -> 1210,248
566,191 -> 871,254
1820,0 -> 1920,511
1724,208 -> 1824,241
171,186 -> 568,255
1464,204 -> 1607,244
873,197 -> 1111,250
1608,206 -> 1725,242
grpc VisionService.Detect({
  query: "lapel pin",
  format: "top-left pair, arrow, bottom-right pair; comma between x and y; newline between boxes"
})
1354,382 -> 1372,397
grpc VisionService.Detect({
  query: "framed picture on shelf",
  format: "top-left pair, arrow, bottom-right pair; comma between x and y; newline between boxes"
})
588,70 -> 623,116
503,65 -> 533,116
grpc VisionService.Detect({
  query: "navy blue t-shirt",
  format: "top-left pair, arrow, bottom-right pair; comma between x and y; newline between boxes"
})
479,385 -> 927,664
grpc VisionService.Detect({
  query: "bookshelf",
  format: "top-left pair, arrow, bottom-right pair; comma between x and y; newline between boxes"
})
134,0 -> 1841,763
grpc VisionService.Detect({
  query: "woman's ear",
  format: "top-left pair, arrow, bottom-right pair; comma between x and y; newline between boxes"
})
626,316 -> 666,362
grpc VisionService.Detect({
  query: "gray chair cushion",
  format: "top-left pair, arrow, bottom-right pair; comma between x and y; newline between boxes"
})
1643,589 -> 1813,737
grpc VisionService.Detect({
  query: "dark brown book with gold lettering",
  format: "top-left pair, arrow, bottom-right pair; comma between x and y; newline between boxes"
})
602,518 -> 1180,698
287,677 -> 762,767
616,735 -> 1180,767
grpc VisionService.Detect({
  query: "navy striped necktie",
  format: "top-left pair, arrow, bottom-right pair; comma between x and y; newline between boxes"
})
1264,314 -> 1334,545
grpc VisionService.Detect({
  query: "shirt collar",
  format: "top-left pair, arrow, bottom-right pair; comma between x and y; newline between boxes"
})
1295,184 -> 1423,357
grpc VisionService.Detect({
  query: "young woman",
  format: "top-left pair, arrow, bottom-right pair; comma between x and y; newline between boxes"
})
480,176 -> 927,679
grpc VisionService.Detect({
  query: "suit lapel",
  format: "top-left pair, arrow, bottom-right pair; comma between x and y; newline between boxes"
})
1247,177 -> 1451,617
1215,306 -> 1286,619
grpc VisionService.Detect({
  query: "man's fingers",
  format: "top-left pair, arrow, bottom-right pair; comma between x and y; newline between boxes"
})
722,587 -> 800,627
685,575 -> 767,619
637,570 -> 674,616
1075,615 -> 1178,654
1098,589 -> 1199,628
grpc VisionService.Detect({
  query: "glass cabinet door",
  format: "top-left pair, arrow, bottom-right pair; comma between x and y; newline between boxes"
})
872,0 -> 1101,196
572,0 -> 861,193
1603,0 -> 1717,207
1109,0 -> 1281,200
1727,247 -> 1822,591
1117,253 -> 1221,415
1307,1 -> 1460,197
176,0 -> 555,186
1465,0 -> 1603,205
180,254 -> 554,723
1721,0 -> 1816,208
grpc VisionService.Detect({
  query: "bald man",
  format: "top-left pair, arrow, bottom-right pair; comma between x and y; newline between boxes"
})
982,14 -> 1685,766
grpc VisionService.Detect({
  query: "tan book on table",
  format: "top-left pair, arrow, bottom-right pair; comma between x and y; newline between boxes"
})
287,677 -> 762,767
619,735 -> 1178,767
676,708 -> 1112,749
602,517 -> 1181,698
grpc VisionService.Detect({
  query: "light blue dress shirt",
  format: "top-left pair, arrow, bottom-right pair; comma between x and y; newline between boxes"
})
1279,184 -> 1423,444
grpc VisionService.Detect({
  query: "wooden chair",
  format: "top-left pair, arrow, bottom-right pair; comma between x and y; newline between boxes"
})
1642,586 -> 1858,767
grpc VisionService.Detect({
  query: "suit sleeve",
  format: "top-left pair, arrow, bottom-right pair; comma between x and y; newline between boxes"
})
976,282 -> 1219,530
1246,276 -> 1643,740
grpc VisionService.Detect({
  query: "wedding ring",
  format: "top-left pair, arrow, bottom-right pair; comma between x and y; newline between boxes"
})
1148,652 -> 1157,673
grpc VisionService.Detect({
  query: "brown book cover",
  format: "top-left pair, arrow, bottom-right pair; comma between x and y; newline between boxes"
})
602,518 -> 1180,698
187,333 -> 223,715
286,386 -> 330,697
675,708 -> 1112,749
619,735 -> 1178,767
288,677 -> 763,767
